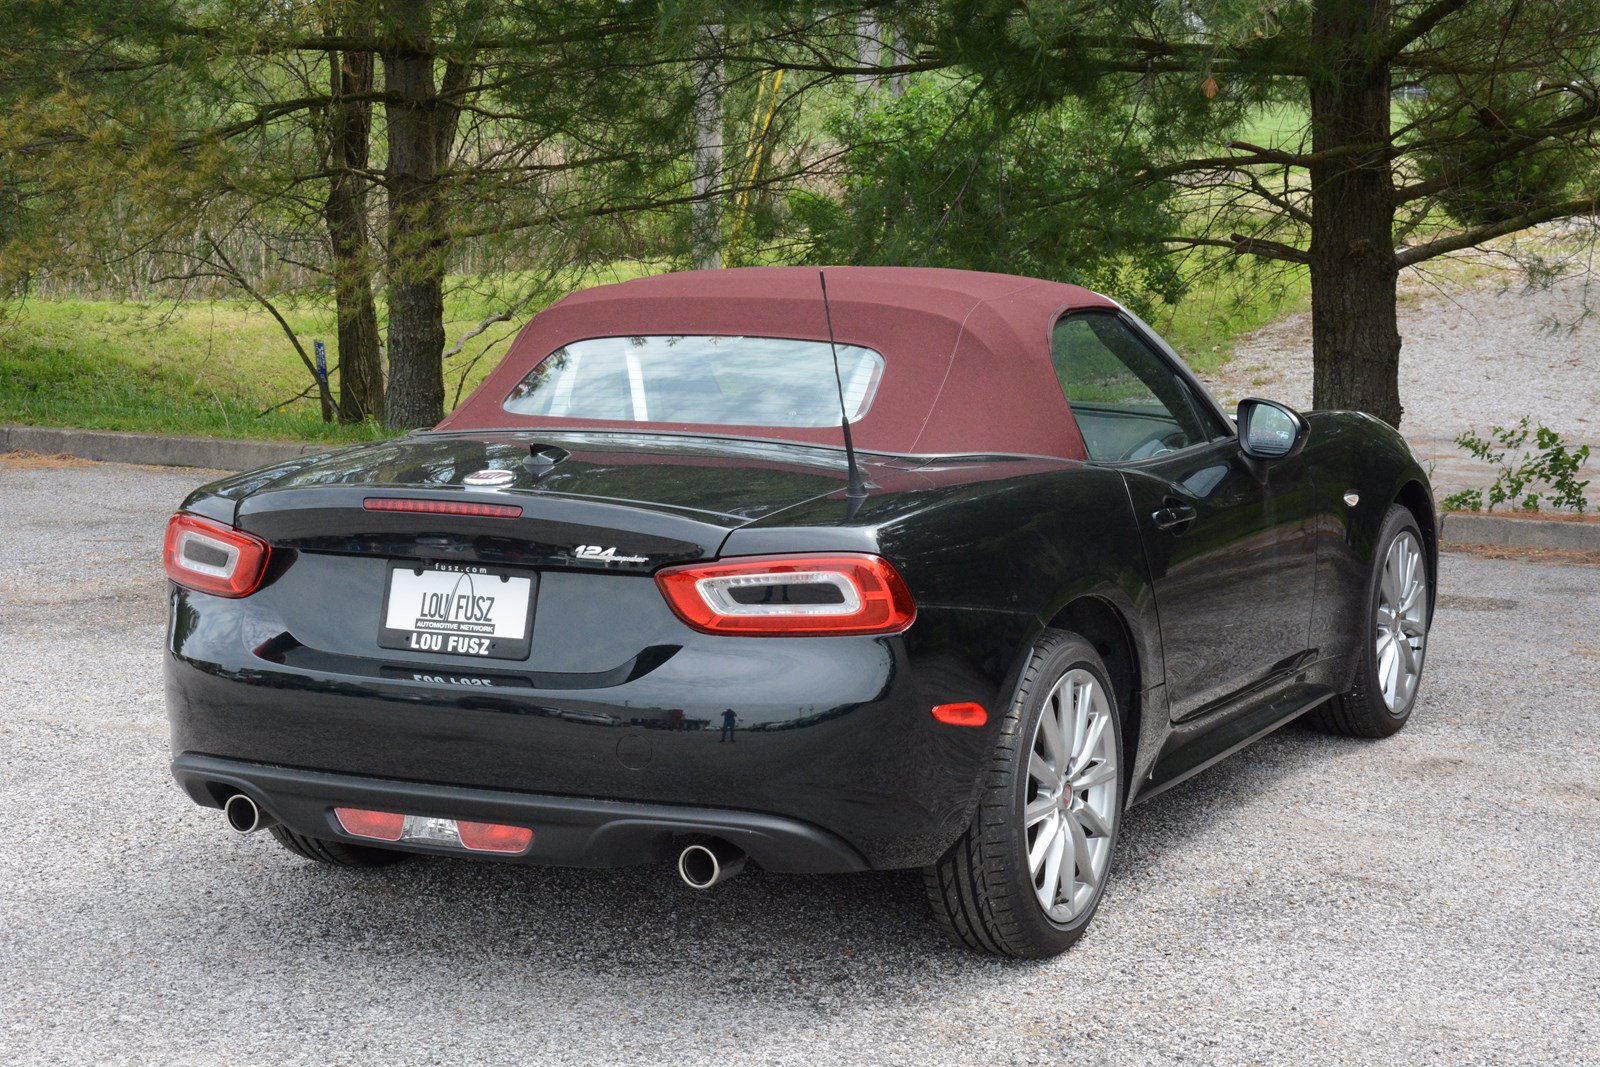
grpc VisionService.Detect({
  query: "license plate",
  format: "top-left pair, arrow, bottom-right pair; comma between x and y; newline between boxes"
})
379,563 -> 535,660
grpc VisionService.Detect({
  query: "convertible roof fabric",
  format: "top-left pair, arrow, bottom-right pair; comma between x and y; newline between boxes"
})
440,266 -> 1115,459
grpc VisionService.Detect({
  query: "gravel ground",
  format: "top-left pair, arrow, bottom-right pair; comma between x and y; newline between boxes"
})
1201,271 -> 1600,507
1201,272 -> 1600,445
2,458 -> 1598,1066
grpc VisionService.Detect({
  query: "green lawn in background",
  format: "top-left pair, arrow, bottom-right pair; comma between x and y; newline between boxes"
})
1152,263 -> 1312,377
0,264 -> 662,442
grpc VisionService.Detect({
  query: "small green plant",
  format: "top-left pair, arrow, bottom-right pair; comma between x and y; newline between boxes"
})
1440,417 -> 1591,513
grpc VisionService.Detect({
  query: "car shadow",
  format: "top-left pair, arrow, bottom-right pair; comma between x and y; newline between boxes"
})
202,721 -> 1370,981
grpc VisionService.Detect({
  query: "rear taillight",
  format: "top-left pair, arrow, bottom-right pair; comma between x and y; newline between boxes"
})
163,514 -> 271,598
655,553 -> 915,636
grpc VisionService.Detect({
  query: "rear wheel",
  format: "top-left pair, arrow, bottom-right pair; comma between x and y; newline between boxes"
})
268,825 -> 412,868
923,630 -> 1123,958
1308,504 -> 1430,737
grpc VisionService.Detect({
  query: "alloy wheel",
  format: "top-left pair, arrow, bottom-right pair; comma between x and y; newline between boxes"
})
1376,530 -> 1427,713
1024,668 -> 1118,923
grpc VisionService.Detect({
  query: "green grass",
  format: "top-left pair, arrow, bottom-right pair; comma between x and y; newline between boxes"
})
1235,103 -> 1310,150
0,264 -> 664,442
0,298 -> 387,442
1150,261 -> 1312,376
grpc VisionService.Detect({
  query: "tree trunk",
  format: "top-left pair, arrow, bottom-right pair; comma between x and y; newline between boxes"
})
690,24 -> 722,271
1307,0 -> 1404,427
856,13 -> 883,90
381,0 -> 447,429
326,30 -> 384,425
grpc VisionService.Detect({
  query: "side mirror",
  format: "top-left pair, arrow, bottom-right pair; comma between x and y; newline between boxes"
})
1236,398 -> 1306,459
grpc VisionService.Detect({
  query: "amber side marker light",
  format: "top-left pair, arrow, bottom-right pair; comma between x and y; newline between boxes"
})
931,702 -> 988,727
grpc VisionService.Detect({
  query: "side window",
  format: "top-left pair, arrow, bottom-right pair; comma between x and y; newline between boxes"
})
1052,314 -> 1207,462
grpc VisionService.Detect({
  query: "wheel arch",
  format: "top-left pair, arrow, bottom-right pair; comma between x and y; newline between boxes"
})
1394,478 -> 1439,613
1045,595 -> 1144,797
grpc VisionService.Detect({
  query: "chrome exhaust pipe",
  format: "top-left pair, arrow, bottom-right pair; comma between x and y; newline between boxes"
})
223,792 -> 274,834
677,840 -> 746,889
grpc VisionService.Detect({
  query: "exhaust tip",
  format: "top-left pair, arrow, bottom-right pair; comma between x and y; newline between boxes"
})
224,793 -> 266,834
677,840 -> 746,889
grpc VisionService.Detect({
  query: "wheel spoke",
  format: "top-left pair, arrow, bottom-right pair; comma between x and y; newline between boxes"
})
1065,811 -> 1092,914
1039,821 -> 1066,906
1398,633 -> 1420,678
1029,750 -> 1058,786
1072,681 -> 1092,756
1381,558 -> 1400,606
1057,680 -> 1080,766
1073,759 -> 1116,791
1072,712 -> 1107,776
1028,812 -> 1059,876
1380,642 -> 1401,704
1038,689 -> 1068,771
1024,796 -> 1056,828
1077,802 -> 1112,839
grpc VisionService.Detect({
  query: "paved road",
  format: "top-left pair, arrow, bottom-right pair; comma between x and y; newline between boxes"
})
2,457 -> 1597,1066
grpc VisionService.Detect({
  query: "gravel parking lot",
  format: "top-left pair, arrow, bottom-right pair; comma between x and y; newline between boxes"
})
2,456 -> 1597,1066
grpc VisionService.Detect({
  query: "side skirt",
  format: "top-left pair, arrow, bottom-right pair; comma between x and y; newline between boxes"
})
1132,683 -> 1335,805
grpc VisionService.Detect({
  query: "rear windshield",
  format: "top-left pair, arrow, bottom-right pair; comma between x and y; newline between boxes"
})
502,335 -> 884,428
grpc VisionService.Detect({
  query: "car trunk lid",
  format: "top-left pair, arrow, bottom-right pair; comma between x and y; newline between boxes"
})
230,430 -> 853,571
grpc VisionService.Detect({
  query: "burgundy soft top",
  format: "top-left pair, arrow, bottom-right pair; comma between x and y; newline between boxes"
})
439,266 -> 1115,459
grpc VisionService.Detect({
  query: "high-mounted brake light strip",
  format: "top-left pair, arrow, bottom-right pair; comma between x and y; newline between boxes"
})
363,498 -> 523,518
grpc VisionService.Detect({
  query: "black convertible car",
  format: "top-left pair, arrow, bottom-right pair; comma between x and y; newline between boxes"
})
165,267 -> 1434,957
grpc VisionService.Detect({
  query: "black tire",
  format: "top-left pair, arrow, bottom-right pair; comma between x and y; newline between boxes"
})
1307,504 -> 1429,738
923,630 -> 1124,958
268,824 -> 413,868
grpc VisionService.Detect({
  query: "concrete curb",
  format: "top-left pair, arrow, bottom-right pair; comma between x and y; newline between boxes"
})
1439,510 -> 1600,552
0,424 -> 333,472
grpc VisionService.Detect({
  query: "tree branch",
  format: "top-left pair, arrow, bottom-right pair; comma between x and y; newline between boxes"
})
1397,194 -> 1600,265
1369,0 -> 1472,71
1163,234 -> 1310,264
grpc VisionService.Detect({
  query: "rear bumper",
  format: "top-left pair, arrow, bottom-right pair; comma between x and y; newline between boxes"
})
173,753 -> 870,873
166,583 -> 1013,870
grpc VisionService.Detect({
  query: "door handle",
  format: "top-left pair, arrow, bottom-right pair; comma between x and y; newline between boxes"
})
1152,500 -> 1198,533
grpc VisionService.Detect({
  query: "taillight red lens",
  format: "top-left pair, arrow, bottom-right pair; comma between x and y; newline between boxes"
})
656,554 -> 915,636
363,498 -> 522,518
334,807 -> 405,841
163,514 -> 272,598
456,821 -> 534,854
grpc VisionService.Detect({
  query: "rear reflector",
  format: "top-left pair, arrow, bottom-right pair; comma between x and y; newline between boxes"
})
931,702 -> 988,727
334,807 -> 533,854
363,498 -> 523,518
163,513 -> 272,598
456,821 -> 535,854
655,553 -> 915,636
334,807 -> 405,841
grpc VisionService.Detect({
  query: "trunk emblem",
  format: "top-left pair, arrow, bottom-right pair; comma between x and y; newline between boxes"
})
463,469 -> 516,487
575,544 -> 651,564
